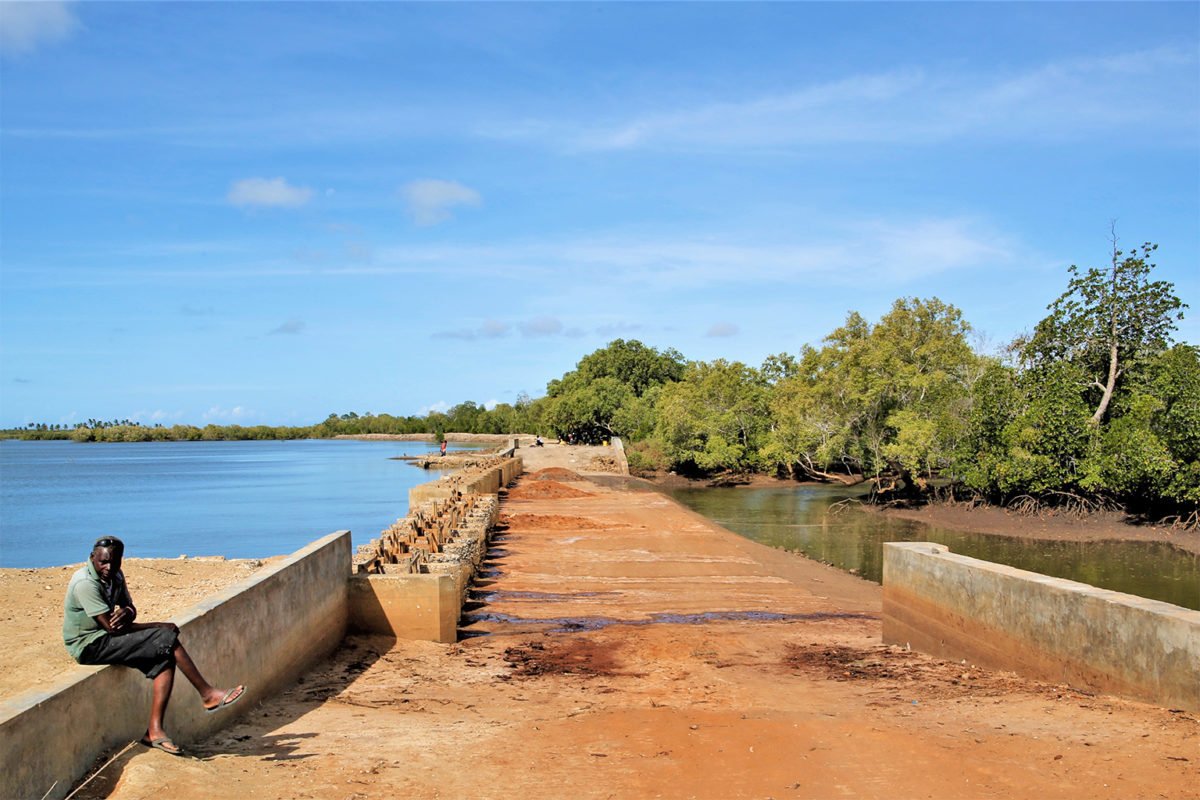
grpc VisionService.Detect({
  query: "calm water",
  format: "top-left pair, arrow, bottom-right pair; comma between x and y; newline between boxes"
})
659,483 -> 1200,612
0,439 -> 468,568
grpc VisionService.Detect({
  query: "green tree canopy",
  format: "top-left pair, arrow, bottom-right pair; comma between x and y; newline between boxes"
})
656,360 -> 770,473
1023,239 -> 1186,424
544,340 -> 685,442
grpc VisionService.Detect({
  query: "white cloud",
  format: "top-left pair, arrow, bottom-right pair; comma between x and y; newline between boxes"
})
401,179 -> 482,226
269,318 -> 305,335
419,400 -> 450,416
368,216 -> 1008,291
0,1 -> 78,57
488,46 -> 1197,153
519,316 -> 564,337
131,409 -> 183,424
36,213 -> 1020,293
481,319 -> 510,338
432,319 -> 511,341
706,322 -> 739,338
227,177 -> 314,208
202,405 -> 250,422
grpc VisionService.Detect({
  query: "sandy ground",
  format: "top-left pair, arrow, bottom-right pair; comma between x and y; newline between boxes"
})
5,443 -> 1197,799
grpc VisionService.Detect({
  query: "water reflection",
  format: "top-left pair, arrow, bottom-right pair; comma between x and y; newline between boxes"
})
653,483 -> 1199,612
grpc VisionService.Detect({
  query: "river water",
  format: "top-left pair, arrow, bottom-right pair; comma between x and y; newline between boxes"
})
0,439 -> 462,568
658,483 -> 1200,612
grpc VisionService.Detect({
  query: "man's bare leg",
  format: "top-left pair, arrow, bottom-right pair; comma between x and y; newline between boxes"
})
148,665 -> 175,742
173,641 -> 242,709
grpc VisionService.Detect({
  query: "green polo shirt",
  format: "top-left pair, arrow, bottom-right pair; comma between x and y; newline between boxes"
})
62,561 -> 131,662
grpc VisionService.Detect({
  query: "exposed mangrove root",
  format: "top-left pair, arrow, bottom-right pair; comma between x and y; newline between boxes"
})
827,497 -> 864,515
1160,510 -> 1200,531
1006,492 -> 1123,518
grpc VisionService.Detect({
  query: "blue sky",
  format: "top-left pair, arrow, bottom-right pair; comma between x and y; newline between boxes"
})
1,1 -> 1197,428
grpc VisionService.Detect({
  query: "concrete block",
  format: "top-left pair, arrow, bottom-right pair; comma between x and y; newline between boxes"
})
347,573 -> 458,643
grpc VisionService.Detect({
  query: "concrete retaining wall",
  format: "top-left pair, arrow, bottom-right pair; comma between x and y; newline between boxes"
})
883,541 -> 1200,711
0,531 -> 351,800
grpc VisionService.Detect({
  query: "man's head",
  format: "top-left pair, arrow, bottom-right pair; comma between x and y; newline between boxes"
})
90,536 -> 125,580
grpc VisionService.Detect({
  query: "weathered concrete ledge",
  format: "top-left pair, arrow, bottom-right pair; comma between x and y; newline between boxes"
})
883,541 -> 1200,711
0,531 -> 352,800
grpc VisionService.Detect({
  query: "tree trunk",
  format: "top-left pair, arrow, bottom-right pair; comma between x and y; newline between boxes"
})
1091,339 -> 1119,425
794,458 -> 865,486
1091,235 -> 1121,426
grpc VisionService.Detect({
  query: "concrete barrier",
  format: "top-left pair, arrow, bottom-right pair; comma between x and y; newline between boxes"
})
348,573 -> 459,643
0,531 -> 351,800
883,541 -> 1200,711
611,437 -> 630,476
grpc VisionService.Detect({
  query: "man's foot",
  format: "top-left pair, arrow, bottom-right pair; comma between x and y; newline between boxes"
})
204,684 -> 246,713
141,734 -> 183,755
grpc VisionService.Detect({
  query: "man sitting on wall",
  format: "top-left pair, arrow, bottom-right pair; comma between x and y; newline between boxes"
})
62,536 -> 247,755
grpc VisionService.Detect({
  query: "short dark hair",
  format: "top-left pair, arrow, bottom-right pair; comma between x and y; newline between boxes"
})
93,536 -> 125,555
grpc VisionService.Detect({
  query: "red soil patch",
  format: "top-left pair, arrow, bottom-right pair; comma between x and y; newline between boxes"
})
507,480 -> 594,500
499,513 -> 609,530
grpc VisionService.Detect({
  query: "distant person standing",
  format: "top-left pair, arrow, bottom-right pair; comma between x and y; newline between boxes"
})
62,536 -> 246,755
440,439 -> 447,457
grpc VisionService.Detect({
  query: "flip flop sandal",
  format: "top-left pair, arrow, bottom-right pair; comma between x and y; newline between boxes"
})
205,684 -> 246,713
140,735 -> 183,756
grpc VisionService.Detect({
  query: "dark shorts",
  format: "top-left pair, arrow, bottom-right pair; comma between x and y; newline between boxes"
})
80,627 -> 179,679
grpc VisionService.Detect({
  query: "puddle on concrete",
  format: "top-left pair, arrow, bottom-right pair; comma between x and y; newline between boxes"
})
459,609 -> 876,634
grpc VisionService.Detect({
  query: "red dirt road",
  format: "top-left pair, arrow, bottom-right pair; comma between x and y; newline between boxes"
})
69,446 -> 1199,799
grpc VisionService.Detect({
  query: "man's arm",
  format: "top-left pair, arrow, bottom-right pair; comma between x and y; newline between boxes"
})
94,608 -> 177,635
116,575 -> 137,625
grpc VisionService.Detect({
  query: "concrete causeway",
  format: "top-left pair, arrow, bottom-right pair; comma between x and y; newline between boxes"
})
60,443 -> 1200,800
